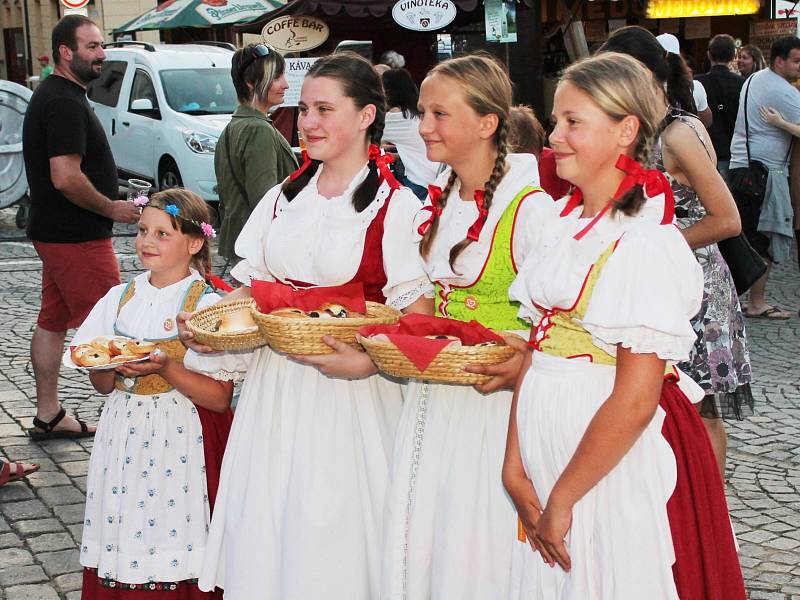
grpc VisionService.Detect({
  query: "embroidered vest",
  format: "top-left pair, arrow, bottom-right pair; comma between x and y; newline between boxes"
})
435,186 -> 542,331
276,183 -> 398,304
114,279 -> 211,395
530,239 -> 676,376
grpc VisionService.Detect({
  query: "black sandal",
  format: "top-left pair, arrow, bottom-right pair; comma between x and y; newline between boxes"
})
29,407 -> 94,441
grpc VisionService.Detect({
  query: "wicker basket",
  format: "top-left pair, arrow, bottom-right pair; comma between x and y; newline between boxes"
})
185,299 -> 268,352
360,336 -> 516,385
253,301 -> 401,355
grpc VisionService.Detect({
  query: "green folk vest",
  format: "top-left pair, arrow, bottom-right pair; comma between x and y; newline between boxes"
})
434,186 -> 542,331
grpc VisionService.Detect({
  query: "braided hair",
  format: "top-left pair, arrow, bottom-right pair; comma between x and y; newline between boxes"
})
419,53 -> 513,271
282,52 -> 387,213
559,52 -> 664,216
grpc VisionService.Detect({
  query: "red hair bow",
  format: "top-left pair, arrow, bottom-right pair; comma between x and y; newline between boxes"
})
466,189 -> 489,242
288,149 -> 312,182
615,155 -> 675,224
417,185 -> 443,236
368,144 -> 400,189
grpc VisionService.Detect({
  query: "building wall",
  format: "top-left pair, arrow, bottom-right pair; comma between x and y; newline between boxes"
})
0,0 -> 157,83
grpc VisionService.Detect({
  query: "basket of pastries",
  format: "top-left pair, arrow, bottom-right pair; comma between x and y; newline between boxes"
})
250,281 -> 401,355
358,314 -> 518,385
185,298 -> 267,352
67,336 -> 157,370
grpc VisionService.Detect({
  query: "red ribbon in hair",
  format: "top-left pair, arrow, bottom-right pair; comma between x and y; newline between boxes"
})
287,149 -> 313,182
466,189 -> 489,242
560,154 -> 675,240
368,144 -> 400,189
615,155 -> 675,224
417,185 -> 443,236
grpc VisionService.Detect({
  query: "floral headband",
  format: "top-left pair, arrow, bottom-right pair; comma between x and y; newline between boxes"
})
134,195 -> 216,238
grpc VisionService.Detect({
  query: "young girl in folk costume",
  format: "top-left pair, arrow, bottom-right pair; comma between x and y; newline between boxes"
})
192,53 -> 431,600
72,189 -> 234,599
381,54 -> 555,600
505,53 -> 745,600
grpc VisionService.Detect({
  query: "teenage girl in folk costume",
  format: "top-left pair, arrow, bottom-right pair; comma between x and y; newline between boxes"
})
504,54 -> 745,599
71,189 -> 234,599
381,54 -> 555,600
189,53 -> 432,600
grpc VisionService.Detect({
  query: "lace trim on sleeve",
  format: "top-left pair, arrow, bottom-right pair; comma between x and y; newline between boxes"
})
387,277 -> 434,310
209,369 -> 246,383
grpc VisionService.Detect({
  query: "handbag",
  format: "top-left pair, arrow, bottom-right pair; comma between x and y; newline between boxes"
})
727,77 -> 769,203
717,233 -> 767,296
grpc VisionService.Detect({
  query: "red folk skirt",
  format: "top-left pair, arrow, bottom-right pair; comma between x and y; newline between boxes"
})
661,378 -> 746,600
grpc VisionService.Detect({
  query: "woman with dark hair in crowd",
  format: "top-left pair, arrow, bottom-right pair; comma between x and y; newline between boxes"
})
738,44 -> 767,78
600,25 -> 752,482
381,68 -> 439,199
193,52 -> 432,600
214,43 -> 298,266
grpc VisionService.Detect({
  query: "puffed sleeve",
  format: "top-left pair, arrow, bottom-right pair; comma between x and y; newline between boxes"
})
230,183 -> 283,286
581,224 -> 703,361
62,283 -> 127,367
182,292 -> 254,381
511,189 -> 557,269
381,186 -> 434,309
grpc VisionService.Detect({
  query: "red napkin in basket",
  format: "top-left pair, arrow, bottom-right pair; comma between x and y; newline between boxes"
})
252,280 -> 367,314
359,314 -> 504,371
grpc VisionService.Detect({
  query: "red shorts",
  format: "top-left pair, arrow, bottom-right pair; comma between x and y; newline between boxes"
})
33,238 -> 121,332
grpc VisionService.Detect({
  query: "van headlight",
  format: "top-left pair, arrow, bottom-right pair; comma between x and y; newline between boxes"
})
182,131 -> 218,154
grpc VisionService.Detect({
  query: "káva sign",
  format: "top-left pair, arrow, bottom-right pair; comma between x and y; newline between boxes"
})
392,0 -> 457,31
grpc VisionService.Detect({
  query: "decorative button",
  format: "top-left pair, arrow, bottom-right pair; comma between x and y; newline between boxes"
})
464,296 -> 478,310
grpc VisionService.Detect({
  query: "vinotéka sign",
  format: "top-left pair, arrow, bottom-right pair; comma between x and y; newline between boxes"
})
392,0 -> 457,31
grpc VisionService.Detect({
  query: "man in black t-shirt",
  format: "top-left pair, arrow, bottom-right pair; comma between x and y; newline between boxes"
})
23,15 -> 139,440
696,34 -> 745,183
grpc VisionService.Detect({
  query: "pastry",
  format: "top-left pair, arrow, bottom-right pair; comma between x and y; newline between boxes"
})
270,308 -> 308,319
307,310 -> 334,319
108,338 -> 132,355
90,336 -> 114,351
217,309 -> 258,333
109,354 -> 141,364
126,340 -> 157,355
72,345 -> 111,367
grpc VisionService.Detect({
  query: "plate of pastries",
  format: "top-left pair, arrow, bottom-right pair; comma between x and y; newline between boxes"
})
68,336 -> 157,370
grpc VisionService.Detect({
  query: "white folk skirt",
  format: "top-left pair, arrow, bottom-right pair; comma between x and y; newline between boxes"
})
198,346 -> 403,600
80,390 -> 211,584
382,380 -> 517,600
509,352 -> 679,600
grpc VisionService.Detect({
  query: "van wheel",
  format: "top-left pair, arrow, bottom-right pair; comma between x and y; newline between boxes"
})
159,159 -> 182,190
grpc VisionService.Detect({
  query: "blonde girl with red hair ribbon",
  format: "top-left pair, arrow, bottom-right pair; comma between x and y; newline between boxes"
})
380,54 -> 557,600
183,52 -> 432,600
504,53 -> 745,599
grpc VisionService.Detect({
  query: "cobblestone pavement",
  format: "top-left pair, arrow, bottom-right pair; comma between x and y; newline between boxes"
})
0,206 -> 797,599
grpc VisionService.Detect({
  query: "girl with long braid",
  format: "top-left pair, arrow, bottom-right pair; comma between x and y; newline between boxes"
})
504,53 -> 744,599
381,54 -> 556,600
191,53 -> 432,599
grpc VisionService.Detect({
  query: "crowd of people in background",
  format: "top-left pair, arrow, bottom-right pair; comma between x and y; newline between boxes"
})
7,11 -> 800,600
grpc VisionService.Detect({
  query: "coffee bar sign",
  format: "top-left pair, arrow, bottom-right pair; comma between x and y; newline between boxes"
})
262,16 -> 330,52
392,0 -> 457,32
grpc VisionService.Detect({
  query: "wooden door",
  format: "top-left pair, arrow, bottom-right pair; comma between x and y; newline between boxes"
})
3,28 -> 27,85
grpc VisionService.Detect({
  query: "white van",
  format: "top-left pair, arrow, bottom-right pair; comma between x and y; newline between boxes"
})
87,41 -> 236,204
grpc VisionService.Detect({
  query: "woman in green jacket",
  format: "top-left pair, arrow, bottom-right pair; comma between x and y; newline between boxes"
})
215,44 -> 298,263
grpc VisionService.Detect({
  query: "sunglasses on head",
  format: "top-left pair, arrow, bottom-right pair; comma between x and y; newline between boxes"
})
239,44 -> 274,75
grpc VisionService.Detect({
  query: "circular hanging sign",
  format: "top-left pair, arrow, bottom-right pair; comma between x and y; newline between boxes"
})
261,16 -> 329,52
60,0 -> 90,8
392,0 -> 457,32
